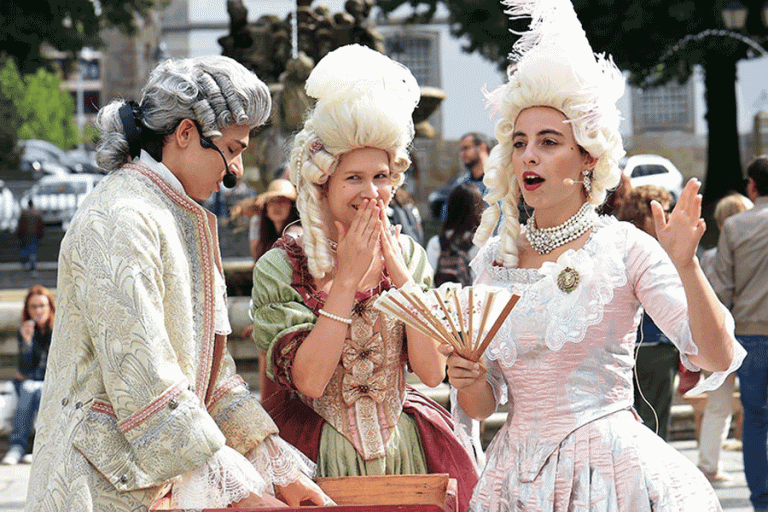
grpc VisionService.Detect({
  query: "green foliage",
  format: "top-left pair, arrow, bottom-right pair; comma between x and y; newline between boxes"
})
0,57 -> 22,173
17,68 -> 79,149
0,0 -> 166,75
0,57 -> 79,151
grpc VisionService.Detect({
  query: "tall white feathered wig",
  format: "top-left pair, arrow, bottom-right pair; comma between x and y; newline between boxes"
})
474,0 -> 626,268
289,44 -> 420,279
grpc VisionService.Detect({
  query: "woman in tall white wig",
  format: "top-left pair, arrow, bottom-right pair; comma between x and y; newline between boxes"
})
26,55 -> 330,510
441,0 -> 746,510
250,44 -> 479,512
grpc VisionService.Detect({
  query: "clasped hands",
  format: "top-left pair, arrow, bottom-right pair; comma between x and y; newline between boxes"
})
334,198 -> 411,289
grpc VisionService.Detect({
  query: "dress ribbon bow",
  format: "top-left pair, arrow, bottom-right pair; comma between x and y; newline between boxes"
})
341,372 -> 388,405
341,334 -> 385,369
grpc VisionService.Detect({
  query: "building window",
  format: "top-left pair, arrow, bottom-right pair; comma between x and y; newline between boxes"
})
385,32 -> 439,88
632,80 -> 694,133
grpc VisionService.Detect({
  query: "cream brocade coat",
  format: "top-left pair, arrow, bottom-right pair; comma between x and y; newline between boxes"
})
26,163 -> 279,511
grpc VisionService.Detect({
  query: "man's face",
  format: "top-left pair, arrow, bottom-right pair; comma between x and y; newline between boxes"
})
459,135 -> 481,168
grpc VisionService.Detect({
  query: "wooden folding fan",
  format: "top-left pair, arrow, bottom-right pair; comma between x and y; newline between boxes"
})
373,282 -> 520,362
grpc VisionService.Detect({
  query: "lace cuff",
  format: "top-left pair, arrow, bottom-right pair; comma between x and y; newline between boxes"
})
246,433 -> 317,488
685,341 -> 746,397
682,304 -> 746,397
171,444 -> 268,509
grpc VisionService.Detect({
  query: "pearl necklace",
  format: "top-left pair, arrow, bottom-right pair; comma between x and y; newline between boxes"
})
525,202 -> 597,254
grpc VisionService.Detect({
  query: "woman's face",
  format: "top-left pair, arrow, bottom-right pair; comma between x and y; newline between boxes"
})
176,123 -> 251,202
324,147 -> 392,230
266,196 -> 293,228
27,294 -> 51,326
512,106 -> 595,218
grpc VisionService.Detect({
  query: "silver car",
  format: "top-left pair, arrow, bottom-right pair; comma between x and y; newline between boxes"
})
0,180 -> 21,232
22,174 -> 103,231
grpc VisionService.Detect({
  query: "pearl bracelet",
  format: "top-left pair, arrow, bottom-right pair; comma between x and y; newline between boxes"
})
318,308 -> 353,325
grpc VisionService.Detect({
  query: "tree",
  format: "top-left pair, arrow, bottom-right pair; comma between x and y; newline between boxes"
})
0,56 -> 23,173
377,0 -> 766,205
0,57 -> 79,150
0,0 -> 164,75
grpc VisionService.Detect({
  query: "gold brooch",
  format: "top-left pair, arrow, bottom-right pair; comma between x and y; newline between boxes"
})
557,267 -> 580,293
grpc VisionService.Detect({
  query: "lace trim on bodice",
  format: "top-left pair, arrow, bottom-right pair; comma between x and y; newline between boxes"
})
473,216 -> 627,366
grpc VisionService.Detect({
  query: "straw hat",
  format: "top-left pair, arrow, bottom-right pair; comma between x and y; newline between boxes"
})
255,179 -> 298,209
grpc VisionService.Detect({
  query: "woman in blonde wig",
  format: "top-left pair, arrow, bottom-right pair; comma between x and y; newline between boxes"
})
251,44 -> 478,511
441,0 -> 745,510
26,55 -> 328,510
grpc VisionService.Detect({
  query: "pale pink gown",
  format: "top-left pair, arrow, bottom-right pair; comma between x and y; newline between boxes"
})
466,216 -> 746,512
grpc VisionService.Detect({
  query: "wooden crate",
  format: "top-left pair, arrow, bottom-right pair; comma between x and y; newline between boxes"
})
166,474 -> 457,512
313,474 -> 455,508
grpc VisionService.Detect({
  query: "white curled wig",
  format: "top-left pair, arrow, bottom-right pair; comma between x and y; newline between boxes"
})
289,44 -> 420,279
474,0 -> 626,268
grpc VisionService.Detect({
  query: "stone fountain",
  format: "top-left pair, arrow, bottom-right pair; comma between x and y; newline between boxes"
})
218,0 -> 445,190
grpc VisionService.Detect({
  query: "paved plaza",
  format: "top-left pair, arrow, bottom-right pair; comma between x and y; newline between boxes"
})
0,439 -> 754,510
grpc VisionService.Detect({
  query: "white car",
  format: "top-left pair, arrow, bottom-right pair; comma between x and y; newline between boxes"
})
620,154 -> 684,202
0,180 -> 21,232
21,173 -> 103,231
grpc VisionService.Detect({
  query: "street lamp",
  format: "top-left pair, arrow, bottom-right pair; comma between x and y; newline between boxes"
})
76,47 -> 97,150
721,1 -> 768,31
722,1 -> 748,30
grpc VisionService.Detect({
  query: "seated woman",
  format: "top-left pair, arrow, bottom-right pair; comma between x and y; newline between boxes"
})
1,285 -> 54,466
250,44 -> 478,511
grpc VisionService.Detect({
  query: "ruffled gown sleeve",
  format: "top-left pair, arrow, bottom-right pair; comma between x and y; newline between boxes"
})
624,224 -> 745,395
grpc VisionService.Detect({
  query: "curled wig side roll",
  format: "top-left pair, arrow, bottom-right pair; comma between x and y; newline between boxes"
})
473,116 -> 521,268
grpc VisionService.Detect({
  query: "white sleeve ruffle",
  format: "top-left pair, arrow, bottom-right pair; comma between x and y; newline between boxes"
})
170,444 -> 267,509
170,434 -> 316,509
246,433 -> 317,488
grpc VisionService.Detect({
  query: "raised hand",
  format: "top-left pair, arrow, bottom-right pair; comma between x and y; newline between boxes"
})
652,178 -> 706,270
334,198 -> 382,286
377,200 -> 411,288
19,319 -> 35,345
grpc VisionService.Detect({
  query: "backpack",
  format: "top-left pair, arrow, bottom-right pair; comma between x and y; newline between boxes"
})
434,236 -> 473,287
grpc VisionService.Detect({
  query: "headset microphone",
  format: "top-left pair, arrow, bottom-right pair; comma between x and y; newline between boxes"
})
563,178 -> 584,186
200,135 -> 237,189
222,170 -> 237,189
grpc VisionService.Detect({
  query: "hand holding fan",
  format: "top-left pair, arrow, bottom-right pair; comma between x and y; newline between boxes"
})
373,282 -> 520,362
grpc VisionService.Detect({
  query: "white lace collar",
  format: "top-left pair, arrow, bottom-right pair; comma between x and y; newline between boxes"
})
475,217 -> 628,364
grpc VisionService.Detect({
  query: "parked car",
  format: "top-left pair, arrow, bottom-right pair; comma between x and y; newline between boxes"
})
0,180 -> 21,232
21,173 -> 104,231
15,140 -> 72,181
66,149 -> 105,175
620,154 -> 684,202
18,139 -> 68,162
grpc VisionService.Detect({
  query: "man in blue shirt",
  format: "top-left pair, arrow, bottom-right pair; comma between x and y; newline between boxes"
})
440,132 -> 489,221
